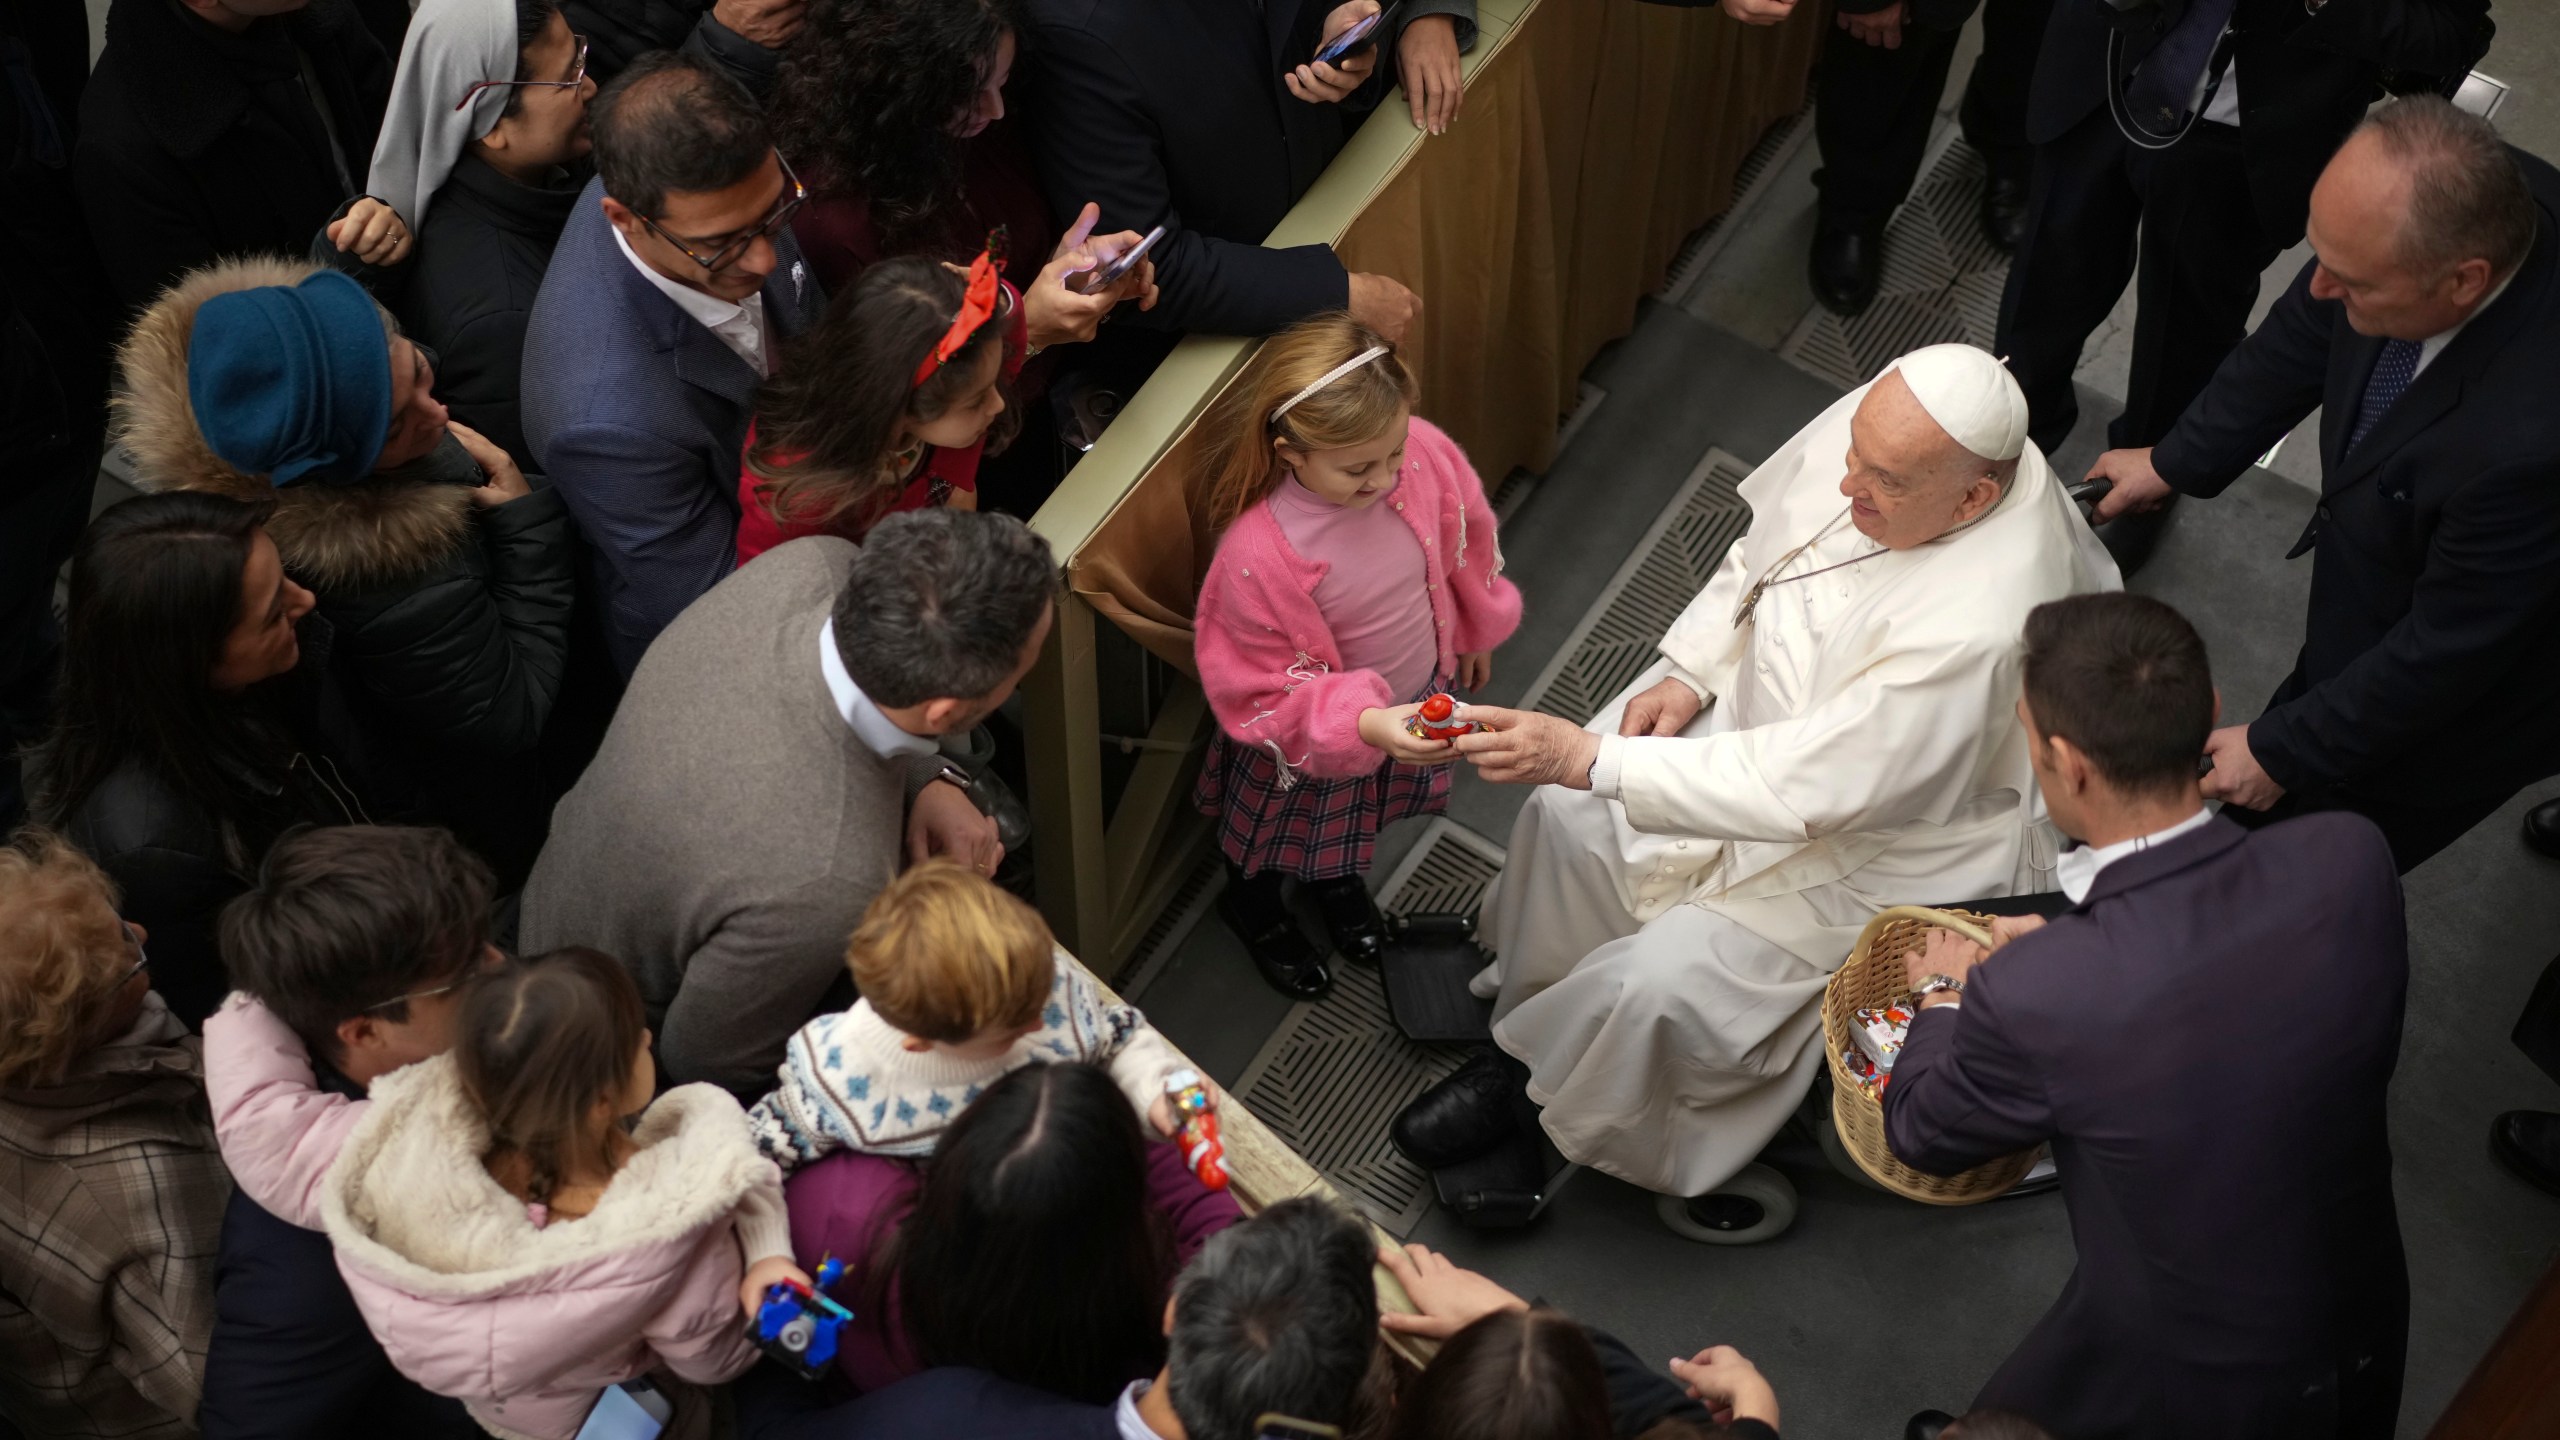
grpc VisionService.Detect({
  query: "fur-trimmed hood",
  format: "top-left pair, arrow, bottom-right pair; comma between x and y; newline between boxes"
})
112,254 -> 474,593
320,1056 -> 770,1440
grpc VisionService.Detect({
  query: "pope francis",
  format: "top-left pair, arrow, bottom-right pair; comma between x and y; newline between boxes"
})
1405,344 -> 2119,1202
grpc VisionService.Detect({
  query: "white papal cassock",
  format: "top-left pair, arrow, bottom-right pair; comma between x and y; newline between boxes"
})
1475,367 -> 2120,1198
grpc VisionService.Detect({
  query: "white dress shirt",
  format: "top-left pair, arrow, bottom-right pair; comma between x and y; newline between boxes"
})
818,618 -> 938,761
2054,806 -> 2214,903
612,225 -> 772,376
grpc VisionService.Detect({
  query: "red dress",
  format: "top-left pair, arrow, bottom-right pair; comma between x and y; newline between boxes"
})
733,286 -> 1030,565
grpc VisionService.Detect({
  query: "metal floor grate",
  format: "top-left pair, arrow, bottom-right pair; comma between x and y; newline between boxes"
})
1228,818 -> 1508,1234
1511,447 -> 1754,725
1778,135 -> 2009,391
1117,848 -> 1225,1005
1663,104 -> 1815,310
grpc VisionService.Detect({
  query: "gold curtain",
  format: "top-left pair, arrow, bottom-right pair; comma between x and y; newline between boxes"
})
1074,0 -> 1825,674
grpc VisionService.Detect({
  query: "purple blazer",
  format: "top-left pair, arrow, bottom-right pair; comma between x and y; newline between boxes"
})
781,1137 -> 1242,1393
1884,813 -> 2410,1440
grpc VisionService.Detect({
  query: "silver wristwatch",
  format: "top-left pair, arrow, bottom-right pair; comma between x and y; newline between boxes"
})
1913,973 -> 1967,1000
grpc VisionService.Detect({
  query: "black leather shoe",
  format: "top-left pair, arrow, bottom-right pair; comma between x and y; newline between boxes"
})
2490,1110 -> 2560,1198
1309,875 -> 1387,965
1809,224 -> 1885,317
2524,800 -> 2560,859
1218,876 -> 1332,1002
1905,1409 -> 1958,1440
1979,168 -> 2031,253
1392,1049 -> 1528,1169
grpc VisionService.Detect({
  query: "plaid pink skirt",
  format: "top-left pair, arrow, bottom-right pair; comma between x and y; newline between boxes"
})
1195,730 -> 1452,881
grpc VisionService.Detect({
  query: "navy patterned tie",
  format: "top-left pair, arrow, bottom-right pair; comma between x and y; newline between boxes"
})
2347,339 -> 2423,454
2123,0 -> 2240,133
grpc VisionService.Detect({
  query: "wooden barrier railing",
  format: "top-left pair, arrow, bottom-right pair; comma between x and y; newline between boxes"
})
1024,0 -> 1827,973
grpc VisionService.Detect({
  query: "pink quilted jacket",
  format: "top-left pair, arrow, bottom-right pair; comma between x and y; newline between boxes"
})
1194,417 -> 1522,780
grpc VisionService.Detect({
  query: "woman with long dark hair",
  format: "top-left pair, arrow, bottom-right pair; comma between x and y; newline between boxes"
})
780,1060 -> 1238,1400
27,492 -> 379,1027
770,0 -> 1155,515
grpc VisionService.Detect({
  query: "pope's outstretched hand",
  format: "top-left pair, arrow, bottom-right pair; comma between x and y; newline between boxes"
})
1452,707 -> 1600,789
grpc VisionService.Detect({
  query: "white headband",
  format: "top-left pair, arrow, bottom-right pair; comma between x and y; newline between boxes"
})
1270,346 -> 1390,424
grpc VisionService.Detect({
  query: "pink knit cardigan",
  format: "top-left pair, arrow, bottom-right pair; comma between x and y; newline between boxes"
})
1194,418 -> 1523,781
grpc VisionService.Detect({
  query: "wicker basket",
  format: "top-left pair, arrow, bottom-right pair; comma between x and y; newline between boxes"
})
1822,905 -> 2037,1205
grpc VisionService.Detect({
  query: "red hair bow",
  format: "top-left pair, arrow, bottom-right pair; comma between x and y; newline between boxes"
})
912,228 -> 1009,389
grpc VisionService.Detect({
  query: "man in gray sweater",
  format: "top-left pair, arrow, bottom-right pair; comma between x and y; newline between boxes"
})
520,511 -> 1054,1096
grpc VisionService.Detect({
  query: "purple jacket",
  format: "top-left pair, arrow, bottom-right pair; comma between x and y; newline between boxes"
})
1884,813 -> 2409,1440
782,1137 -> 1241,1393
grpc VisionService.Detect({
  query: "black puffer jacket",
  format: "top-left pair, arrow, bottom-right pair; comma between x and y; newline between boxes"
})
558,0 -> 782,92
75,0 -> 390,312
401,155 -> 586,474
113,255 -> 578,876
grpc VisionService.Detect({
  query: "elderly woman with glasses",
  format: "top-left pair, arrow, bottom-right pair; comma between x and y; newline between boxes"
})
366,0 -> 602,474
0,830 -> 235,1440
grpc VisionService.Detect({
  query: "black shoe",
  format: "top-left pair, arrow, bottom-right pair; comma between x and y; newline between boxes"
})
1391,1049 -> 1528,1169
1218,871 -> 1332,1001
2094,491 -> 2178,579
2490,1110 -> 2560,1198
1980,174 -> 2031,253
1809,224 -> 1885,317
1308,875 -> 1387,965
1905,1410 -> 1958,1440
2524,800 -> 2560,859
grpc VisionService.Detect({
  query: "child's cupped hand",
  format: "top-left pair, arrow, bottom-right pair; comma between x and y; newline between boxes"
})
1148,1073 -> 1223,1138
1458,651 -> 1493,692
739,1255 -> 815,1322
1358,705 -> 1460,765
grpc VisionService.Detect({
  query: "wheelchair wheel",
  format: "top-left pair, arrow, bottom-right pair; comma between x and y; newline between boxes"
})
1653,1163 -> 1799,1245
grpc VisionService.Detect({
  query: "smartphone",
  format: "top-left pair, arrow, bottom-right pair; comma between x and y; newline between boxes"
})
1310,1 -> 1401,70
1070,225 -> 1164,295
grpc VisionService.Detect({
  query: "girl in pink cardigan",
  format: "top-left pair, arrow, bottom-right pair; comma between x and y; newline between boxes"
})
1191,316 -> 1523,1000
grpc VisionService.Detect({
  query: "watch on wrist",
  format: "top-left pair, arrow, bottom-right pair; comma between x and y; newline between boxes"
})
1913,973 -> 1966,1000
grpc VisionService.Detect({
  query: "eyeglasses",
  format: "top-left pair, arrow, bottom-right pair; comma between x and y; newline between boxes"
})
118,922 -> 149,985
636,150 -> 807,274
454,34 -> 591,112
360,948 -> 504,1014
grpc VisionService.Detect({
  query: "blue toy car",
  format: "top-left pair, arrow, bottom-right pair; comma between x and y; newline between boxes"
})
753,1256 -> 853,1379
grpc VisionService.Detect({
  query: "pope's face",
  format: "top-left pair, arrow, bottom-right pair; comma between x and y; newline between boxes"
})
1839,373 -> 2002,551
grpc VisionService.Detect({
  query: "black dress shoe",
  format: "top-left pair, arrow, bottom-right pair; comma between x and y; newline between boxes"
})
2490,1110 -> 2560,1198
1905,1409 -> 1957,1440
1218,872 -> 1332,1002
1392,1049 -> 1529,1169
1809,224 -> 1885,317
1979,170 -> 2031,253
1308,875 -> 1387,965
2524,799 -> 2560,859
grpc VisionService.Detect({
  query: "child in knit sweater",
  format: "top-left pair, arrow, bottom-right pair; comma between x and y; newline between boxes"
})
748,860 -> 1200,1166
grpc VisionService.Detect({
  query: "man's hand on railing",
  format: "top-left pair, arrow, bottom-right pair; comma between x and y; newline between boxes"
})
1718,0 -> 1797,24
1289,0 -> 1384,104
1398,14 -> 1464,135
1348,272 -> 1422,344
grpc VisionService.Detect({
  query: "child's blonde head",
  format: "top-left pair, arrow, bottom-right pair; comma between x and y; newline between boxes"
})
1195,313 -> 1418,536
849,860 -> 1056,1043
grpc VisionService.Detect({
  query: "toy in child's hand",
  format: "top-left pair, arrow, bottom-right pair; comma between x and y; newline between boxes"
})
1404,693 -> 1478,742
1165,1067 -> 1229,1190
754,1255 -> 854,1379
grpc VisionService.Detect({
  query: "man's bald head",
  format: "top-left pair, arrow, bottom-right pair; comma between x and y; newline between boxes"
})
1839,369 -> 2014,550
2306,96 -> 2532,339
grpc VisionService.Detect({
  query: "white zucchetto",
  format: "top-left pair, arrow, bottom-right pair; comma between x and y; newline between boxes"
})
1885,343 -> 2029,463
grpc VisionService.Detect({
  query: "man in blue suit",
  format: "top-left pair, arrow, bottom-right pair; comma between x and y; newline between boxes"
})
523,49 -> 824,675
1886,592 -> 2409,1440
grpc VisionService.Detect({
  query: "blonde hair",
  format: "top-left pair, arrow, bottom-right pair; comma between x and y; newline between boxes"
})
0,831 -> 134,1088
849,860 -> 1056,1042
1194,313 -> 1418,536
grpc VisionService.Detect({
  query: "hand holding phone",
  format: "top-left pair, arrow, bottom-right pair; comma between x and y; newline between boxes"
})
1312,1 -> 1395,68
1288,1 -> 1393,104
1070,225 -> 1163,295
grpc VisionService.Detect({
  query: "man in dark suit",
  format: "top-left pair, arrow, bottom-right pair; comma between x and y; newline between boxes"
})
521,50 -> 825,675
1998,0 -> 2488,528
2087,97 -> 2560,872
1020,0 -> 1455,352
1886,591 -> 2410,1440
